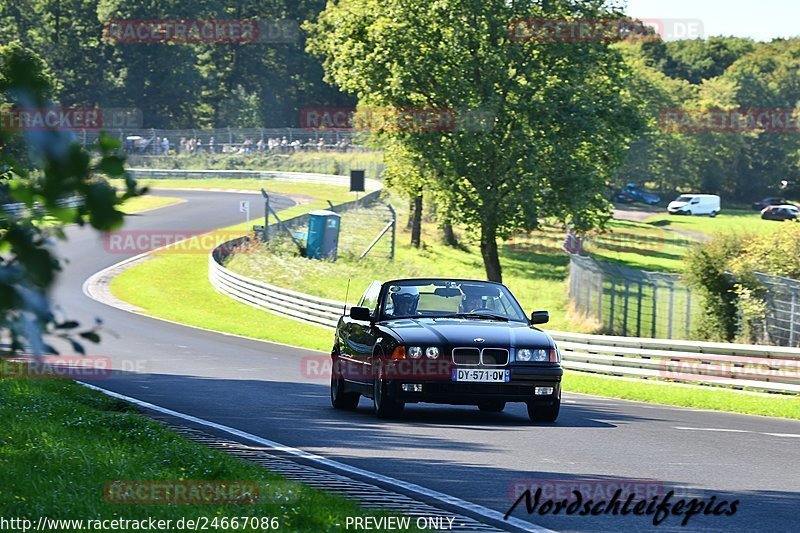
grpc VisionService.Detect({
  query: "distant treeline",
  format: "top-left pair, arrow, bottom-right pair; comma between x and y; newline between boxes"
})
2,2 -> 800,199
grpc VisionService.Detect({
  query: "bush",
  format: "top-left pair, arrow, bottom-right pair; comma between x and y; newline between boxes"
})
684,232 -> 747,341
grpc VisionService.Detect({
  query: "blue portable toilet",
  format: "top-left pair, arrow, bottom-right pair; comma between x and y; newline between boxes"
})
306,210 -> 341,260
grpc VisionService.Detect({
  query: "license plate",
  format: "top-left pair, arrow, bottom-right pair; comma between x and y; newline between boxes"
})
452,368 -> 510,383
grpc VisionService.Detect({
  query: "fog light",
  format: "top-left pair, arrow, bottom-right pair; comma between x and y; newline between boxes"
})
402,384 -> 423,392
535,386 -> 554,396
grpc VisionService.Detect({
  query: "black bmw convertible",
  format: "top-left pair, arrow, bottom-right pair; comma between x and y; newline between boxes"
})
330,278 -> 563,422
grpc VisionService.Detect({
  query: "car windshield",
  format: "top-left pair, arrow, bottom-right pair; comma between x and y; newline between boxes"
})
381,280 -> 528,322
676,195 -> 694,202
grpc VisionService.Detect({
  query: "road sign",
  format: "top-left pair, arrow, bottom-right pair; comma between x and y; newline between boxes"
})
240,200 -> 250,225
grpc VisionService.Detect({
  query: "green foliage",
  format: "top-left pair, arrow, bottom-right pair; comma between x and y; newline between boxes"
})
0,43 -> 143,354
306,0 -> 644,281
685,225 -> 800,342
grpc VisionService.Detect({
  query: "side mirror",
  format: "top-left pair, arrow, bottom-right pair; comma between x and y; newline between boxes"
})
350,306 -> 372,322
530,310 -> 549,325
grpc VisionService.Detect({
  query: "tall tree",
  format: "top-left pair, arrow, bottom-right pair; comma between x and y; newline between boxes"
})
307,0 -> 642,281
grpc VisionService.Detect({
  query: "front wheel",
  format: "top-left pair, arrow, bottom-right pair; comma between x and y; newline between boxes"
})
331,372 -> 359,410
709,211 -> 718,218
685,210 -> 692,216
527,399 -> 560,423
373,375 -> 404,419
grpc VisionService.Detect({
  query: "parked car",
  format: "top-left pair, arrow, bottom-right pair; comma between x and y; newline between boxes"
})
752,197 -> 798,211
761,205 -> 800,221
667,194 -> 720,216
613,183 -> 661,205
331,278 -> 563,422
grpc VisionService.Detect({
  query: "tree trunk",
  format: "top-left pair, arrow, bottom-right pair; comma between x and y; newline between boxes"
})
410,193 -> 422,248
442,222 -> 458,247
480,222 -> 502,282
406,199 -> 414,230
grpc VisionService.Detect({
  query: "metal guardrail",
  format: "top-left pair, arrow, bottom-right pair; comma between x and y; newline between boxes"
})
209,247 -> 800,394
1,196 -> 83,218
193,169 -> 800,394
127,168 -> 383,192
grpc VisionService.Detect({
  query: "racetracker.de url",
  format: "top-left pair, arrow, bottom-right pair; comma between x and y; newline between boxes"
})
0,516 -> 281,531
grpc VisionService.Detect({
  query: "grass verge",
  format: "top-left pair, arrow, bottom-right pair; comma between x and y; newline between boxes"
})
119,195 -> 184,214
0,360 -> 413,531
564,371 -> 800,419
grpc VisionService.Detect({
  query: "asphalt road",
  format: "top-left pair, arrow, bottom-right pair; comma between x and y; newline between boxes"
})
48,189 -> 800,533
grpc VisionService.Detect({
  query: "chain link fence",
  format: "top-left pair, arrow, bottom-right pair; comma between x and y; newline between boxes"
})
754,273 -> 800,346
568,254 -> 700,339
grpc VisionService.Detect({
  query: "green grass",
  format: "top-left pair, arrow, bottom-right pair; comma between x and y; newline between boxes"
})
644,208 -> 791,237
564,371 -> 800,420
0,361 -> 413,531
110,251 -> 333,352
119,195 -> 184,214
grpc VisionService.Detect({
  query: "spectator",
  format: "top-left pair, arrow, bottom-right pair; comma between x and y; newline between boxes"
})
209,137 -> 215,153
161,137 -> 170,154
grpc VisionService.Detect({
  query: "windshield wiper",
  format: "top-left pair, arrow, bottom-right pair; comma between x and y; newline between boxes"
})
440,313 -> 509,322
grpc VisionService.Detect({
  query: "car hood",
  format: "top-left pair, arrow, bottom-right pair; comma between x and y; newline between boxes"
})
668,201 -> 689,209
381,317 -> 553,348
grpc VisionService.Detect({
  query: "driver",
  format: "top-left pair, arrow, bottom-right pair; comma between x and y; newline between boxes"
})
459,284 -> 491,313
389,285 -> 420,316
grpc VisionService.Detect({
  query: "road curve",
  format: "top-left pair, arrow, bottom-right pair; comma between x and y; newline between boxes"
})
50,189 -> 800,533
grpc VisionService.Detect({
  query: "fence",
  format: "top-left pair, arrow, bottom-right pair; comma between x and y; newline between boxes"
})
568,254 -> 699,339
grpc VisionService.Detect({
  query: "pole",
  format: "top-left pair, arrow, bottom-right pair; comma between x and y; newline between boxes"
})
388,204 -> 396,261
261,189 -> 270,242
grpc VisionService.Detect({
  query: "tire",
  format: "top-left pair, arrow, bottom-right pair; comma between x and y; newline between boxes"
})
372,351 -> 404,419
478,401 -> 506,412
527,399 -> 560,423
709,211 -> 718,218
685,210 -> 692,216
330,371 -> 359,410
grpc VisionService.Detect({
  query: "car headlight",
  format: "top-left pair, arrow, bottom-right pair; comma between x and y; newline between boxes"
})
517,348 -> 549,362
407,346 -> 423,359
425,347 -> 440,359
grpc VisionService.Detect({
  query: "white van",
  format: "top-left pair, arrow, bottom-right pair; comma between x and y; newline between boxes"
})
667,194 -> 721,217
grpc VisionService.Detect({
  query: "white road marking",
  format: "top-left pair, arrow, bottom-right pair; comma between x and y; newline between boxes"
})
78,381 -> 554,533
675,426 -> 800,438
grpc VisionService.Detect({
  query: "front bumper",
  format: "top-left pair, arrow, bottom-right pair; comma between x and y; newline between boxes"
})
390,365 -> 562,405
